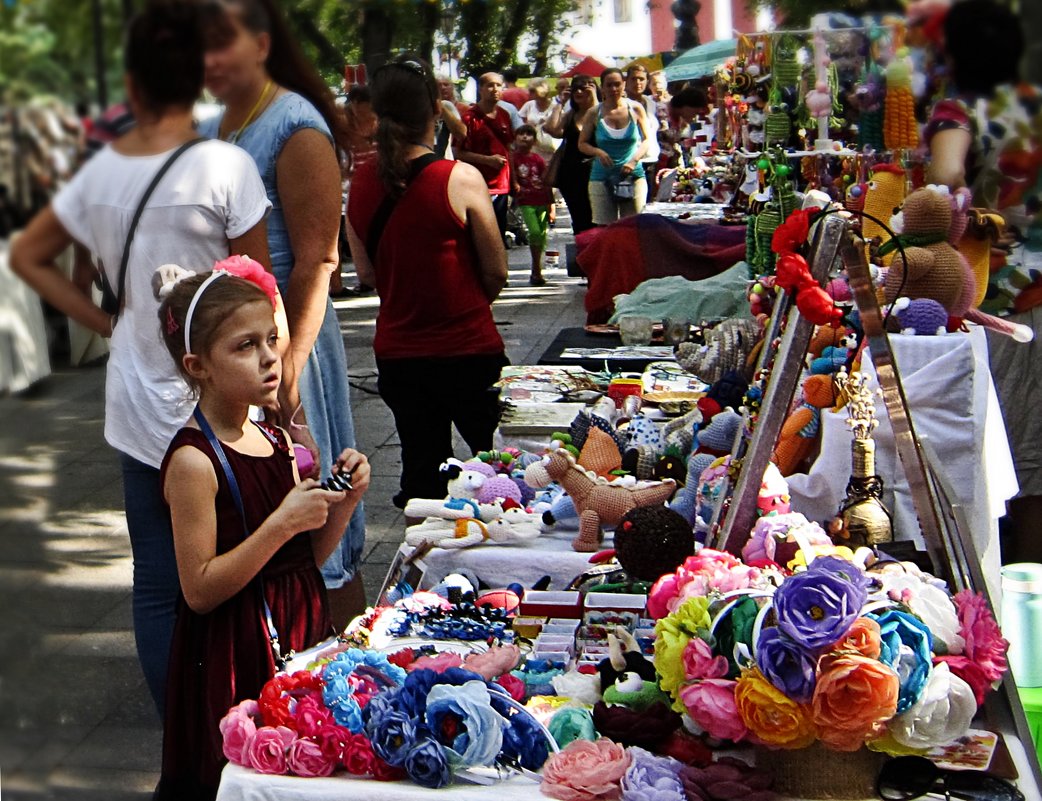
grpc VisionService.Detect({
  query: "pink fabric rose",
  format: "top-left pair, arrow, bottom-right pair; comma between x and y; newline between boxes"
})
407,652 -> 464,673
935,655 -> 992,707
540,737 -> 631,801
212,255 -> 277,307
495,673 -> 527,702
293,694 -> 334,737
464,644 -> 522,680
648,551 -> 762,619
647,574 -> 684,620
342,733 -> 376,776
679,679 -> 748,742
954,590 -> 1009,682
287,736 -> 337,778
246,725 -> 296,775
682,637 -> 729,681
219,700 -> 260,765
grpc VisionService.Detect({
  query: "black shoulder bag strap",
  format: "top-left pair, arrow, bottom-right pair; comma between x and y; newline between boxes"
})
101,137 -> 206,322
364,153 -> 441,266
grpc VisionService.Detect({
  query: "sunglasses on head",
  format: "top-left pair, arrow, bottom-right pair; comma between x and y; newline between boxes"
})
877,756 -> 1025,801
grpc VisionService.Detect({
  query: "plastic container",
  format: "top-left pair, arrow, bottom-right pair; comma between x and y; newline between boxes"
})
1018,686 -> 1042,762
1001,563 -> 1042,687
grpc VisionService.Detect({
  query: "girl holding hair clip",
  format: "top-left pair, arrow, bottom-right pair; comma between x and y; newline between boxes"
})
153,260 -> 369,800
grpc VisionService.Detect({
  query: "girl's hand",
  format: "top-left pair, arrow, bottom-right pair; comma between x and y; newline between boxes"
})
273,480 -> 344,536
331,449 -> 371,501
621,160 -> 636,176
596,150 -> 614,169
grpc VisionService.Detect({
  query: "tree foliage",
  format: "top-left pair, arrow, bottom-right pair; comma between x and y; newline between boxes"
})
745,0 -> 905,27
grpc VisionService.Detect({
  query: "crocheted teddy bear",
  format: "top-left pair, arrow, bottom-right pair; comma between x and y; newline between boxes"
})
883,186 -> 966,314
773,375 -> 838,476
670,409 -> 743,525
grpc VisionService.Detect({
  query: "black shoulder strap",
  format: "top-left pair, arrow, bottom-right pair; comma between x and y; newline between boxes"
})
365,153 -> 441,266
108,138 -> 206,319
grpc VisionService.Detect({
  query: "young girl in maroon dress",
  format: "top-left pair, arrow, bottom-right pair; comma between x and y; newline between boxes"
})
152,259 -> 370,800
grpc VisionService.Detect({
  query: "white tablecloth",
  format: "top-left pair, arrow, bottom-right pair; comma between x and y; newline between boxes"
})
0,236 -> 50,393
217,763 -> 542,801
419,528 -> 613,591
787,328 -> 1017,599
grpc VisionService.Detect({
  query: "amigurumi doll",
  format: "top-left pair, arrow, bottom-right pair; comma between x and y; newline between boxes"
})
773,375 -> 838,476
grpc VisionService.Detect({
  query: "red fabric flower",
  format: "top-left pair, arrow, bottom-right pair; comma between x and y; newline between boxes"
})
341,732 -> 377,776
775,252 -> 813,292
797,285 -> 843,327
258,671 -> 324,729
387,648 -> 416,669
772,209 -> 814,254
371,756 -> 407,782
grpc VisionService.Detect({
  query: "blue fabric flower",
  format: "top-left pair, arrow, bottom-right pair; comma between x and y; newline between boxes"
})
404,738 -> 453,788
425,680 -> 505,767
367,709 -> 418,767
361,687 -> 401,727
621,746 -> 684,801
321,649 -> 407,733
755,627 -> 817,703
773,556 -> 870,650
498,706 -> 550,771
872,608 -> 933,714
398,667 -> 484,718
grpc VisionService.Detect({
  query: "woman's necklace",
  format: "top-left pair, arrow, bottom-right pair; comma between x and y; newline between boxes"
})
222,79 -> 274,144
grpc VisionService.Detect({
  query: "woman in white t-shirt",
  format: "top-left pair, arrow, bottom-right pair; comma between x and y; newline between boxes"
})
11,2 -> 270,719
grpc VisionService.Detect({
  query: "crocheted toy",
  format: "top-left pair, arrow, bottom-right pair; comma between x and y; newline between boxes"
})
597,627 -> 659,696
404,505 -> 543,549
614,506 -> 695,581
862,163 -> 906,262
661,407 -> 703,454
808,330 -> 856,375
890,297 -> 948,335
670,409 -> 743,525
578,426 -> 624,478
524,449 -> 677,552
403,459 -> 495,521
773,375 -> 838,476
621,414 -> 663,453
757,462 -> 791,517
652,451 -> 687,484
883,186 -> 966,313
883,52 -> 919,150
705,370 -> 749,413
676,318 -> 761,384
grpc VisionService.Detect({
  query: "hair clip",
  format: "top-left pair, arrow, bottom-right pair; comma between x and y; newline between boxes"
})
165,306 -> 180,335
152,262 -> 195,301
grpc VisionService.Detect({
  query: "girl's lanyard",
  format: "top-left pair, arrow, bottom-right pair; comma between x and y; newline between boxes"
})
192,406 -> 290,670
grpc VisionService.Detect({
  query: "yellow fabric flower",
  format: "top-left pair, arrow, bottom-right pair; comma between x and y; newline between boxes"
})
654,597 -> 713,705
734,668 -> 818,749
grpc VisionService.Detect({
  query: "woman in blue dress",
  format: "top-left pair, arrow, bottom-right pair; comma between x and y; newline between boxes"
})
200,0 -> 366,625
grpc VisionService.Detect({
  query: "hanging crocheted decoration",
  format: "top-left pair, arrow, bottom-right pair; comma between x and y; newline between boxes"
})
884,52 -> 919,150
772,34 -> 802,87
856,64 -> 886,151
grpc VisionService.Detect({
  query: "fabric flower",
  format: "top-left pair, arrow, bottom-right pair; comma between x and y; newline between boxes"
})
811,652 -> 900,751
742,512 -> 831,565
258,671 -> 323,729
873,609 -> 934,714
772,208 -> 813,254
500,706 -> 551,770
647,550 -> 762,620
409,652 -> 464,673
878,572 -> 964,654
954,590 -> 1008,681
549,708 -> 597,748
734,668 -> 817,750
934,655 -> 991,707
540,737 -> 631,801
495,673 -> 526,702
682,637 -> 729,681
293,694 -> 334,738
312,723 -> 351,765
463,644 -> 522,680
591,702 -> 681,749
655,730 -> 713,766
219,700 -> 260,765
366,709 -> 417,767
714,596 -> 760,679
887,661 -> 977,750
772,556 -> 869,650
212,254 -> 278,308
678,679 -> 747,742
654,597 -> 712,702
245,726 -> 296,775
679,758 -> 775,801
341,732 -> 376,775
621,747 -> 684,801
755,628 -> 817,703
287,736 -> 337,778
371,756 -> 407,782
551,670 -> 603,705
398,667 -> 483,718
828,616 -> 882,659
404,737 -> 453,789
425,680 -> 505,767
774,251 -> 813,292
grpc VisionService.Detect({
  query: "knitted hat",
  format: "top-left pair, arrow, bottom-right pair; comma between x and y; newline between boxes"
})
623,414 -> 664,452
614,506 -> 695,581
578,426 -> 623,477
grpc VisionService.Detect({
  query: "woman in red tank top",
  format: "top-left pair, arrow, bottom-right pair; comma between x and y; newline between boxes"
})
345,56 -> 509,509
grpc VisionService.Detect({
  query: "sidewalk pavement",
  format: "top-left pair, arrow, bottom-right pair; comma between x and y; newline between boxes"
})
0,225 -> 586,799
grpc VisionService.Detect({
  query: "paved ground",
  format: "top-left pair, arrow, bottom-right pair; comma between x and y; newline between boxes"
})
0,223 -> 586,799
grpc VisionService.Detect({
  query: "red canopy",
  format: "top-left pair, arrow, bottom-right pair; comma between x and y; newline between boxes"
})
562,55 -> 609,78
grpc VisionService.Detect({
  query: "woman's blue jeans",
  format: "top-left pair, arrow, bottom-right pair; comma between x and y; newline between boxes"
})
119,451 -> 179,720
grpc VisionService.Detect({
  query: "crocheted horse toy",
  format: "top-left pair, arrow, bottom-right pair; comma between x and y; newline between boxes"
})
524,449 -> 677,552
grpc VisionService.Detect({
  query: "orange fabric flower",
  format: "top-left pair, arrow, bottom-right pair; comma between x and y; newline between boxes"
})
734,668 -> 818,750
828,617 -> 883,659
811,653 -> 899,751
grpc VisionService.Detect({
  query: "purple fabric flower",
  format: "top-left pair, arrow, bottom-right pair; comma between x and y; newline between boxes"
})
755,628 -> 817,703
621,746 -> 684,801
773,556 -> 869,650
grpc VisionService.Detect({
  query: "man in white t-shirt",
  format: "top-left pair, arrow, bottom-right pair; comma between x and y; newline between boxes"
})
625,65 -> 662,205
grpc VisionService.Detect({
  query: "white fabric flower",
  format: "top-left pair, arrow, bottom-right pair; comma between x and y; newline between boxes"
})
551,670 -> 602,705
878,573 -> 965,654
888,662 -> 976,749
